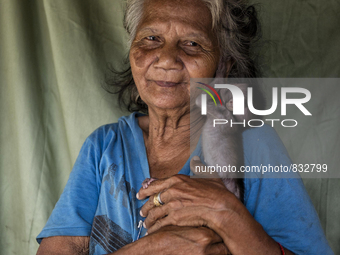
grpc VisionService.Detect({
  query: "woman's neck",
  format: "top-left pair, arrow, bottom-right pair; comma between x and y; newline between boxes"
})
139,106 -> 203,147
137,107 -> 204,178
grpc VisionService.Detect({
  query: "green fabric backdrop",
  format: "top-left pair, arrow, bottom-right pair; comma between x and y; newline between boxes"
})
0,0 -> 339,254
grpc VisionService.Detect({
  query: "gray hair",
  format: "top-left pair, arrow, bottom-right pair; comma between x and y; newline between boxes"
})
125,0 -> 222,46
124,0 -> 260,77
104,0 -> 262,113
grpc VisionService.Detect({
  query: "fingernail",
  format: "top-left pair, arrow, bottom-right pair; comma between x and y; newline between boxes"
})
143,222 -> 146,228
136,192 -> 139,199
145,232 -> 148,236
140,210 -> 144,217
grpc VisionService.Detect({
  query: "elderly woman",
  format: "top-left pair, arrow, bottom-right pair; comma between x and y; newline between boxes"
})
36,0 -> 332,254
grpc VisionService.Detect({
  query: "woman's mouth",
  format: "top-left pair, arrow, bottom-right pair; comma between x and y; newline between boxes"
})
154,80 -> 180,87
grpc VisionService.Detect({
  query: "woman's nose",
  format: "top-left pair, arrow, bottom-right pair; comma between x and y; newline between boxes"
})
153,45 -> 183,71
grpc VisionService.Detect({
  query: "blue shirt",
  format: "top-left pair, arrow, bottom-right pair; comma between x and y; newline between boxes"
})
37,112 -> 333,254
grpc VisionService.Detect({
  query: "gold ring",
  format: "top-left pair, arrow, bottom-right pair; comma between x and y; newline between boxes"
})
153,192 -> 164,207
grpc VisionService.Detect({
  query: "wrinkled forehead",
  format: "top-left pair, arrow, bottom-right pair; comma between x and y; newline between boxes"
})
139,0 -> 214,35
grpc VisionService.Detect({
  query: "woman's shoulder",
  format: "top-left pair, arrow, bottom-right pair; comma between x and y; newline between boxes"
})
242,124 -> 292,163
85,112 -> 142,146
241,124 -> 298,179
242,124 -> 287,150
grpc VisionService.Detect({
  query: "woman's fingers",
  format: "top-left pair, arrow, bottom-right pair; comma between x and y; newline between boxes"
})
139,188 -> 171,217
140,190 -> 190,218
143,205 -> 167,228
137,175 -> 187,200
207,243 -> 231,255
195,226 -> 224,244
146,206 -> 210,234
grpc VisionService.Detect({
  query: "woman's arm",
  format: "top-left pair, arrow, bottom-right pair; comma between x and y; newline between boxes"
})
37,236 -> 90,255
37,227 -> 230,255
209,200 -> 294,255
113,225 -> 229,255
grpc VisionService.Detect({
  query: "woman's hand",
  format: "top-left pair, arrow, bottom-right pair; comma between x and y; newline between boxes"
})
148,225 -> 230,255
137,157 -> 292,255
137,157 -> 235,234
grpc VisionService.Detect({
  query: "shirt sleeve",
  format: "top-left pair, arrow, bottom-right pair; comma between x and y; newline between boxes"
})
243,125 -> 334,254
36,128 -> 106,244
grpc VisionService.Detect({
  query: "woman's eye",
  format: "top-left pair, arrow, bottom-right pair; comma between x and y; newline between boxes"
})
146,36 -> 157,41
188,41 -> 199,47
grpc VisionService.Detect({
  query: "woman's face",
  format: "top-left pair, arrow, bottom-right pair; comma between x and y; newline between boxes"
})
129,0 -> 220,112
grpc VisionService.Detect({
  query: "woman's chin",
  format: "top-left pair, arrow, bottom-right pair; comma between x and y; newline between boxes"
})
147,99 -> 190,112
